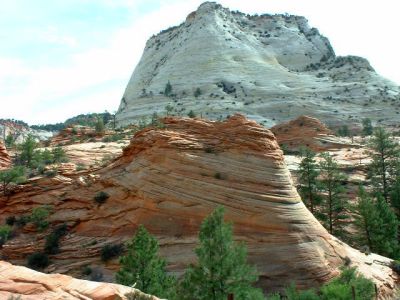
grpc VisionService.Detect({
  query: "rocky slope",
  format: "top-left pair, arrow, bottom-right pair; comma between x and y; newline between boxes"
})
0,260 -> 158,300
0,115 -> 397,297
0,120 -> 53,144
116,2 -> 400,128
271,115 -> 351,152
0,142 -> 11,170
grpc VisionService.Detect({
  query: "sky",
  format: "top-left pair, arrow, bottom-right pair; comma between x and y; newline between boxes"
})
1,0 -> 399,125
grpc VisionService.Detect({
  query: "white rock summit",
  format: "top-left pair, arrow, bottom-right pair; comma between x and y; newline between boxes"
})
116,2 -> 400,128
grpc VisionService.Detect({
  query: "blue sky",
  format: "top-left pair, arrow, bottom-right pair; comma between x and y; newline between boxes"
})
1,0 -> 399,125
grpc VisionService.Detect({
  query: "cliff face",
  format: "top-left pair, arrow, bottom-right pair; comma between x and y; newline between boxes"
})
0,142 -> 11,170
116,1 -> 399,128
0,115 -> 396,297
0,260 -> 158,300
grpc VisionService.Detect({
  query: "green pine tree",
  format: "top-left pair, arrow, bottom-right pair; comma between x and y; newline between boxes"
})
362,118 -> 373,136
95,118 -> 105,135
319,153 -> 347,235
19,134 -> 38,167
355,187 -> 398,258
116,225 -> 176,299
179,206 -> 264,300
164,81 -> 172,97
297,148 -> 321,214
368,127 -> 400,202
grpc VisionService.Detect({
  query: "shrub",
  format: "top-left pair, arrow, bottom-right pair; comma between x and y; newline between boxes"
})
82,265 -> 93,276
27,252 -> 49,270
15,215 -> 29,227
100,243 -> 124,261
94,191 -> 110,204
194,88 -> 202,98
0,225 -> 12,246
44,224 -> 68,254
390,260 -> 400,275
125,291 -> 153,300
320,267 -> 375,300
187,110 -> 196,118
30,206 -> 51,232
5,216 -> 16,226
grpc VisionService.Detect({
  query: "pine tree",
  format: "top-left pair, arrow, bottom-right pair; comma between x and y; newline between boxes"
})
19,134 -> 37,166
164,81 -> 172,97
355,187 -> 399,258
179,206 -> 264,300
368,127 -> 399,202
362,118 -> 373,136
116,225 -> 176,299
95,118 -> 105,135
319,153 -> 347,235
297,148 -> 321,214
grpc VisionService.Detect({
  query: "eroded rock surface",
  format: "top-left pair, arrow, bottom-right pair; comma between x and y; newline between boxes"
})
271,115 -> 350,152
0,142 -> 11,170
116,2 -> 399,128
0,260 -> 158,300
0,115 -> 397,298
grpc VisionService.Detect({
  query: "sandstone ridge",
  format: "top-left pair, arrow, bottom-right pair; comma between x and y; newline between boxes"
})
0,260 -> 158,300
0,115 -> 397,298
271,115 -> 350,152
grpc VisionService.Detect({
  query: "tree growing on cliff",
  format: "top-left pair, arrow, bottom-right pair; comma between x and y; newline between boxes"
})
164,81 -> 172,97
179,206 -> 264,300
116,225 -> 177,299
318,153 -> 347,235
0,166 -> 25,196
298,148 -> 321,214
368,127 -> 399,202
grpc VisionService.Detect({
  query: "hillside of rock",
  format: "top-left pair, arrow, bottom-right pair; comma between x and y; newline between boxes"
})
116,2 -> 399,129
0,260 -> 158,300
0,142 -> 11,170
0,115 -> 397,298
271,115 -> 351,152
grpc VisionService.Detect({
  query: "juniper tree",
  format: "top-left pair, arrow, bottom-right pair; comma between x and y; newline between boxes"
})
116,225 -> 176,299
297,148 -> 321,214
179,206 -> 264,300
368,127 -> 400,202
319,153 -> 347,235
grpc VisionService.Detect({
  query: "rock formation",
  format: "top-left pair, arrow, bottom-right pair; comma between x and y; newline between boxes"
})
0,142 -> 11,170
271,115 -> 350,152
0,260 -> 158,300
116,1 -> 400,128
0,115 -> 397,298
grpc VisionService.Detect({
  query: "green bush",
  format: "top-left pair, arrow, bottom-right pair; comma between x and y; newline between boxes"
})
27,252 -> 49,270
5,216 -> 16,226
44,224 -> 68,254
30,206 -> 51,232
0,225 -> 12,246
94,191 -> 110,204
100,243 -> 124,261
